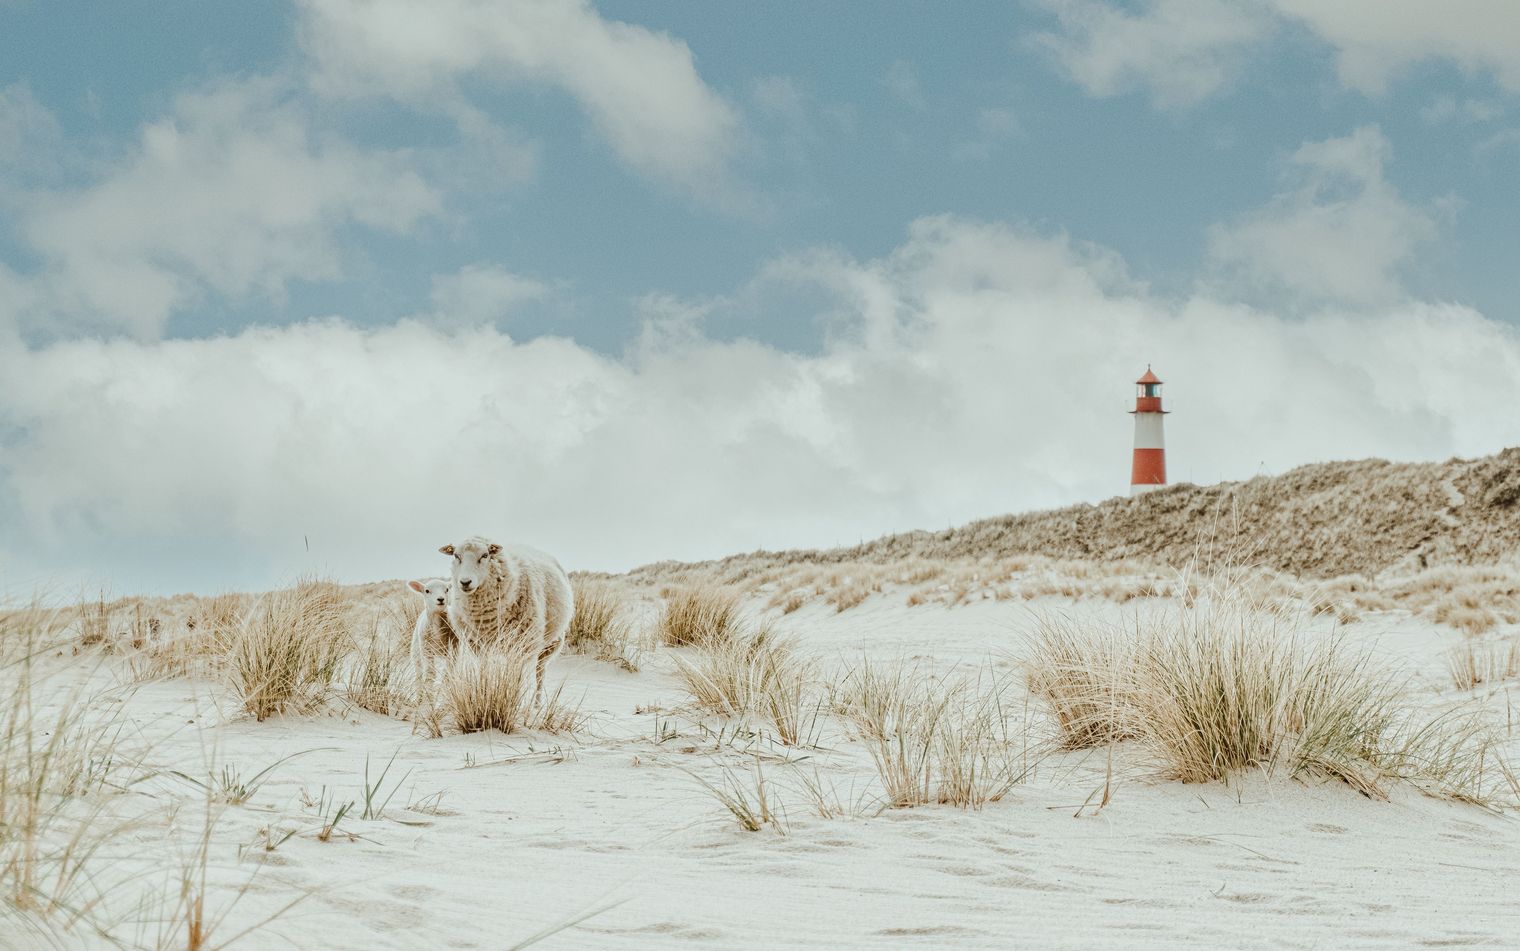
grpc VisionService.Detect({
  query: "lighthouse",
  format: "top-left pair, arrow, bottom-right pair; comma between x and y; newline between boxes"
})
1130,366 -> 1167,496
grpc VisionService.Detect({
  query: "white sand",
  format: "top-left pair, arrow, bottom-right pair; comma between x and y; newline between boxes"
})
22,593 -> 1520,949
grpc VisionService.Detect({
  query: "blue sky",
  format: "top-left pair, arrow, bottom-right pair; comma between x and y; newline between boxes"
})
2,1 -> 1520,593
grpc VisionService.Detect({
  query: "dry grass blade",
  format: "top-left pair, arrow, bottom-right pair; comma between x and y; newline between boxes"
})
832,657 -> 928,742
786,765 -> 881,818
150,797 -> 307,951
1,607 -> 142,931
2,603 -> 297,946
1445,637 -> 1520,690
686,756 -> 787,833
843,660 -> 1034,809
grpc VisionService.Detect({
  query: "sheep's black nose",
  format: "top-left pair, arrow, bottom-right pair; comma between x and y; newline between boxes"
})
459,581 -> 473,592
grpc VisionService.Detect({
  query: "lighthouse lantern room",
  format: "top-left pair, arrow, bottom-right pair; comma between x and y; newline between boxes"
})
1130,366 -> 1168,496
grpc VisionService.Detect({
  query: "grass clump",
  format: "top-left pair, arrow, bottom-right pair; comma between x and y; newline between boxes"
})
837,660 -> 1033,809
659,585 -> 744,647
688,756 -> 787,833
1024,616 -> 1144,749
566,578 -> 621,649
671,629 -> 816,745
2,670 -> 127,928
566,579 -> 648,672
440,649 -> 584,736
1027,591 -> 1516,806
345,617 -> 410,717
1446,637 -> 1520,690
224,580 -> 350,721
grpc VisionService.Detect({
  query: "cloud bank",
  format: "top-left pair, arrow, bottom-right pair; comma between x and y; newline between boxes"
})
1207,126 -> 1440,305
9,78 -> 441,339
4,216 -> 1518,595
1033,0 -> 1520,105
298,0 -> 742,203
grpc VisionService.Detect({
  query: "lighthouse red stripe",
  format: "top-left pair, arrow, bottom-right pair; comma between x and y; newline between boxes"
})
1131,448 -> 1166,486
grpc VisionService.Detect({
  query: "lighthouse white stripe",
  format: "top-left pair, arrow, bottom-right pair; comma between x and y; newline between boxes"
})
1132,413 -> 1165,450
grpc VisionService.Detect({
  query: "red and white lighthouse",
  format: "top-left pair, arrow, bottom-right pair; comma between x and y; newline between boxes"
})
1130,366 -> 1167,495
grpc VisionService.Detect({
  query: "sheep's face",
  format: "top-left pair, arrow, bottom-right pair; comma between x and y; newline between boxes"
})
407,578 -> 450,612
439,538 -> 502,595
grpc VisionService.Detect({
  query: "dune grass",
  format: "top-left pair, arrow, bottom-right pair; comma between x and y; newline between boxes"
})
1024,616 -> 1144,750
1026,590 -> 1517,805
223,580 -> 350,721
835,659 -> 1033,809
1,602 -> 303,946
687,756 -> 788,834
440,649 -> 585,736
1446,636 -> 1520,690
345,615 -> 411,717
658,585 -> 743,647
1,656 -> 129,932
671,628 -> 817,745
566,578 -> 648,672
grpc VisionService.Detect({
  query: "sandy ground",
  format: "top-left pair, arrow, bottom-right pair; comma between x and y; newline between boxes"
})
19,592 -> 1520,950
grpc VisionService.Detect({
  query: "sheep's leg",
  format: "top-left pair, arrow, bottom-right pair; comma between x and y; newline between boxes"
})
533,634 -> 563,709
533,647 -> 550,708
410,621 -> 428,735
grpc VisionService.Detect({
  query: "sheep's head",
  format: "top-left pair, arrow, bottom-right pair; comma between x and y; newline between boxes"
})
439,537 -> 502,594
407,578 -> 450,612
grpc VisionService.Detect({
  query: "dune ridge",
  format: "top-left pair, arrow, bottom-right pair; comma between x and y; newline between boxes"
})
629,448 -> 1520,582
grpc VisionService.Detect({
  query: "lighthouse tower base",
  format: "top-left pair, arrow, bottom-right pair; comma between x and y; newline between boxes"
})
1130,406 -> 1166,495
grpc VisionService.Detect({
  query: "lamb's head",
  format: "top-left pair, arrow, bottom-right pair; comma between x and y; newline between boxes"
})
407,578 -> 450,613
438,536 -> 503,595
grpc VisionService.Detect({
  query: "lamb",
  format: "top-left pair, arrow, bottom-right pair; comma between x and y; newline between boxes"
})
438,535 -> 573,706
407,577 -> 458,716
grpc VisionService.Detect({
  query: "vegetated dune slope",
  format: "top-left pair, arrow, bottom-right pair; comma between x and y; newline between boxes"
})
630,447 -> 1520,582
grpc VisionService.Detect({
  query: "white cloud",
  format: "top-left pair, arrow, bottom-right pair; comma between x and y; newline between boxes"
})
17,78 -> 440,338
1269,0 -> 1520,94
4,216 -> 1518,594
1031,0 -> 1520,107
1206,126 -> 1438,306
1029,0 -> 1275,108
425,264 -> 550,328
298,0 -> 740,202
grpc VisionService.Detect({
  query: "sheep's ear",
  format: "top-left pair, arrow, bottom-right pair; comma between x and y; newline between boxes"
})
438,544 -> 455,555
487,543 -> 502,555
407,580 -> 425,594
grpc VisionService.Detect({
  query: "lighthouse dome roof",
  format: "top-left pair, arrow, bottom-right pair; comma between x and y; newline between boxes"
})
1136,366 -> 1162,384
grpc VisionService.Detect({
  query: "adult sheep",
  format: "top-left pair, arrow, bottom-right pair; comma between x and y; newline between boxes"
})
438,536 -> 574,706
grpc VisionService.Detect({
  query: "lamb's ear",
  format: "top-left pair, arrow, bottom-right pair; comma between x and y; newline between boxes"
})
487,543 -> 502,556
438,544 -> 455,555
407,580 -> 425,594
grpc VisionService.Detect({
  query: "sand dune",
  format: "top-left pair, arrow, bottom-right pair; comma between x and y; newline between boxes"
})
626,447 -> 1520,581
4,581 -> 1517,949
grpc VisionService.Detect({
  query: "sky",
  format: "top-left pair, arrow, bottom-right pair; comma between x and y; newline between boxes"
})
2,0 -> 1520,596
